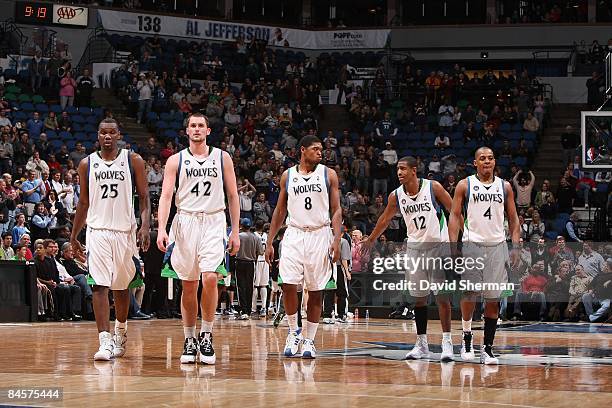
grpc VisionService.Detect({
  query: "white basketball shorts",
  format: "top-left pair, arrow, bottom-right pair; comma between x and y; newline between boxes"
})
87,227 -> 137,290
279,226 -> 333,291
169,211 -> 227,281
254,260 -> 269,287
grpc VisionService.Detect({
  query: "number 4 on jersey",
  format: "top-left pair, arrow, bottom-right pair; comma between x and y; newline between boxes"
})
483,206 -> 492,220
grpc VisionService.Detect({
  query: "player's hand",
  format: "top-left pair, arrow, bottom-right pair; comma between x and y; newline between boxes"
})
346,272 -> 352,281
359,239 -> 373,257
265,243 -> 274,265
137,227 -> 150,252
330,239 -> 341,263
70,237 -> 85,257
227,230 -> 240,256
156,230 -> 169,252
510,247 -> 520,269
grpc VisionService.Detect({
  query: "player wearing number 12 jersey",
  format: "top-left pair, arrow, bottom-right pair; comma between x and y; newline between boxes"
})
448,147 -> 520,365
70,118 -> 151,362
363,156 -> 455,362
265,135 -> 342,359
157,113 -> 240,365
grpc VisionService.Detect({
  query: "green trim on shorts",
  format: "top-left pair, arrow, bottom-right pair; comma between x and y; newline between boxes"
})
86,274 -> 96,286
500,289 -> 514,298
161,263 -> 179,279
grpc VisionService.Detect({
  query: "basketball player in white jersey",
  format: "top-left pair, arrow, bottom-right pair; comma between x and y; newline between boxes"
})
157,113 -> 240,365
252,219 -> 269,317
70,118 -> 151,361
362,156 -> 455,361
448,147 -> 520,364
265,135 -> 342,359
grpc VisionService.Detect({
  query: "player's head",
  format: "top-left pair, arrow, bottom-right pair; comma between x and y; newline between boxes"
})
298,135 -> 323,165
186,113 -> 211,144
98,118 -> 120,151
254,219 -> 265,232
473,146 -> 495,178
397,156 -> 418,185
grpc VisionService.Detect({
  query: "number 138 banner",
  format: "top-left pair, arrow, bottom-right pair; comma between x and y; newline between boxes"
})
97,9 -> 389,50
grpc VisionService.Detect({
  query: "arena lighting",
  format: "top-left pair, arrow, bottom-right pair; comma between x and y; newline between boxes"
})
481,51 -> 489,59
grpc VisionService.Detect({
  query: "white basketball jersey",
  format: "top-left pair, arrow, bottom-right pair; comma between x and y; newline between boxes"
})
254,231 -> 268,262
286,164 -> 330,229
396,179 -> 448,244
464,175 -> 506,243
87,149 -> 135,232
175,147 -> 225,213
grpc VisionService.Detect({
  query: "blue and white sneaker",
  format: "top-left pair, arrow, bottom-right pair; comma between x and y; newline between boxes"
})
301,339 -> 316,359
284,329 -> 303,357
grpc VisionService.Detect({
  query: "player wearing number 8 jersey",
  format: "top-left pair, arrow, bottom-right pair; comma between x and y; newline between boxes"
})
157,113 -> 240,365
265,135 -> 343,359
448,147 -> 520,365
70,118 -> 151,362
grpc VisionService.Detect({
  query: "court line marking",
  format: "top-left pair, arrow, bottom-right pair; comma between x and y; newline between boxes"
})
57,389 -> 556,407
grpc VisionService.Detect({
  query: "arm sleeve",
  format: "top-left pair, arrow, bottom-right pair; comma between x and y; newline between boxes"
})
566,222 -> 580,241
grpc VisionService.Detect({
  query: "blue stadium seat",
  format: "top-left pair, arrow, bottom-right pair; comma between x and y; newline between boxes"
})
50,104 -> 63,113
83,124 -> 97,133
72,115 -> 86,124
72,123 -> 84,132
78,107 -> 92,116
20,102 -> 34,111
86,116 -> 98,125
35,104 -> 49,113
65,106 -> 78,114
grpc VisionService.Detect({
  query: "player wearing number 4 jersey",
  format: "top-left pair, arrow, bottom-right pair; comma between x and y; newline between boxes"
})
157,113 -> 240,365
70,118 -> 151,362
448,147 -> 520,365
265,135 -> 343,359
362,156 -> 455,362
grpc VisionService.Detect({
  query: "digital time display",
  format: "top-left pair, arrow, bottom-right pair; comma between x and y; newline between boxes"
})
15,2 -> 53,25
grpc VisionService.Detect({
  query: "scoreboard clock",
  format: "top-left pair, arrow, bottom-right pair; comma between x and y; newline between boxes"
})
15,1 -> 89,27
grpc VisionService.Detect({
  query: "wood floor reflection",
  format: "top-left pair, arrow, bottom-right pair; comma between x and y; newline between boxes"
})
0,318 -> 610,407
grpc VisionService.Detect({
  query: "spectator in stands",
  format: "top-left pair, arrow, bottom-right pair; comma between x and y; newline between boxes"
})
25,151 -> 48,180
238,178 -> 256,221
534,180 -> 556,219
13,132 -> 34,167
576,171 -> 596,207
0,113 -> 10,129
13,243 -> 28,261
577,241 -> 605,278
58,111 -> 72,133
177,97 -> 192,114
59,172 -> 76,216
171,86 -> 185,108
29,51 -> 44,94
147,162 -> 163,197
581,258 -> 612,322
556,176 -> 576,213
372,154 -> 390,197
224,106 -> 242,130
44,189 -> 67,227
438,101 -> 454,132
159,141 -> 175,164
514,259 -> 548,320
375,112 -> 398,145
322,141 -> 338,166
546,259 -> 572,321
523,112 -> 540,133
566,264 -> 592,321
59,71 -> 77,110
76,69 -> 94,107
586,71 -> 604,109
59,242 -> 92,310
512,169 -> 535,208
350,194 -> 369,235
351,148 -> 370,195
252,192 -> 271,223
136,73 -> 154,124
560,125 -> 579,166
26,112 -> 44,139
69,142 -> 87,169
0,131 -> 13,175
140,137 -> 159,159
434,133 -> 450,149
30,202 -> 56,242
381,142 -> 397,167
21,170 -> 44,217
0,232 -> 13,260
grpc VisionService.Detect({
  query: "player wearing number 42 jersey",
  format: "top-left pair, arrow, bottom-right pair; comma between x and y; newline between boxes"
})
265,135 -> 343,359
448,147 -> 520,365
363,156 -> 455,362
157,113 -> 240,366
70,118 -> 151,362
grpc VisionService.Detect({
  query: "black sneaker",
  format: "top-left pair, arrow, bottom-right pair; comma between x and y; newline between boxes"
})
198,332 -> 216,365
460,331 -> 475,360
180,337 -> 197,364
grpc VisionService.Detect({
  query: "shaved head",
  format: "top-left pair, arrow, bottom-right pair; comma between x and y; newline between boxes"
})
474,146 -> 494,160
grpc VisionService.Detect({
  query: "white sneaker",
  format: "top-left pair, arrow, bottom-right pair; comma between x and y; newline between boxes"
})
479,345 -> 499,365
322,317 -> 335,325
94,332 -> 114,361
405,336 -> 429,360
301,338 -> 316,359
460,331 -> 475,360
239,314 -> 250,320
440,338 -> 454,362
284,329 -> 303,357
112,329 -> 127,358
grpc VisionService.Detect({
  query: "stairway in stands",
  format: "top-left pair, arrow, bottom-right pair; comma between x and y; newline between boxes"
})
531,103 -> 585,191
92,88 -> 151,146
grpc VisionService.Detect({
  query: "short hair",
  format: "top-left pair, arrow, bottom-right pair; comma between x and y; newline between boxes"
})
254,219 -> 265,231
187,112 -> 210,127
397,156 -> 417,168
33,238 -> 44,247
42,239 -> 56,249
298,135 -> 322,151
98,118 -> 119,131
61,242 -> 72,252
1,232 -> 11,239
16,243 -> 27,252
474,146 -> 494,159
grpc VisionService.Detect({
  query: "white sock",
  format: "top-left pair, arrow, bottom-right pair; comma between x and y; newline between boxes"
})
252,288 -> 258,312
183,326 -> 196,339
417,334 -> 427,343
200,320 -> 213,334
442,332 -> 452,342
287,313 -> 299,333
260,287 -> 267,310
99,331 -> 111,344
462,319 -> 472,332
115,320 -> 127,332
304,321 -> 319,341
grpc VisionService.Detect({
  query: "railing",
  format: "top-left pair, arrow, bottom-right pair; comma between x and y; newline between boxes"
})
76,26 -> 114,74
0,19 -> 28,57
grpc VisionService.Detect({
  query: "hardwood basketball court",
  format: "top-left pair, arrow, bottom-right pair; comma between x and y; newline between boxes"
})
0,318 -> 610,407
